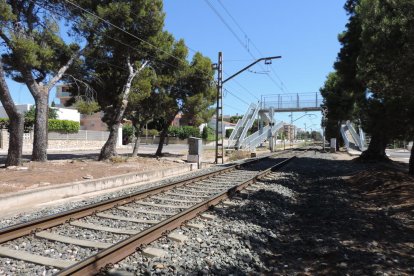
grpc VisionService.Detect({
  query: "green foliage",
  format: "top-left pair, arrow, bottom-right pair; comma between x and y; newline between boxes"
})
168,126 -> 200,140
356,0 -> 414,140
322,0 -> 414,159
48,119 -> 80,133
229,116 -> 243,124
24,106 -> 57,121
311,131 -> 323,141
75,0 -> 165,129
109,156 -> 128,163
200,126 -> 216,141
146,129 -> 159,136
122,124 -> 134,143
75,99 -> 100,115
0,1 -> 82,85
225,128 -> 233,138
0,118 -> 8,129
202,126 -> 209,140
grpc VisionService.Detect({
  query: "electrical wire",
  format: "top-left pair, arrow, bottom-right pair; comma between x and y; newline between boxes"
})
223,103 -> 245,113
224,88 -> 250,106
210,0 -> 288,92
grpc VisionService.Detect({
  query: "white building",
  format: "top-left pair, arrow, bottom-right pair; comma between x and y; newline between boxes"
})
0,104 -> 33,118
0,104 -> 80,122
52,107 -> 80,122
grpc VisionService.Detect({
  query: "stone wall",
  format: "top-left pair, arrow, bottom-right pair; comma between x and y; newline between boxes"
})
0,130 -> 113,152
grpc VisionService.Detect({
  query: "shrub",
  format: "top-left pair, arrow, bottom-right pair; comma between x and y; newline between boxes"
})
75,99 -> 100,115
226,128 -> 233,138
168,126 -> 181,137
147,129 -> 159,136
48,119 -> 80,133
181,126 -> 200,139
202,126 -> 208,140
109,156 -> 128,163
122,124 -> 134,144
0,118 -> 8,129
168,126 -> 200,140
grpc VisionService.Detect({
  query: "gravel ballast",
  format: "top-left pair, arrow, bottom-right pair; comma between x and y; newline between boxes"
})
109,150 -> 414,275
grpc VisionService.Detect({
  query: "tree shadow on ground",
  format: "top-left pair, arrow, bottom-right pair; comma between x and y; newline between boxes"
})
195,157 -> 414,275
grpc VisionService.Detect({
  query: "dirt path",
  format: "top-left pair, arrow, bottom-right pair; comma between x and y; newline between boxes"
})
0,154 -> 185,195
229,151 -> 414,275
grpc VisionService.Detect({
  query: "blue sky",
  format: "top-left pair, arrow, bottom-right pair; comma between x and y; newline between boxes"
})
6,0 -> 348,132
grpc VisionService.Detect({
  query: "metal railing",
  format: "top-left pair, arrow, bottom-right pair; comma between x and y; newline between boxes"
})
261,92 -> 323,111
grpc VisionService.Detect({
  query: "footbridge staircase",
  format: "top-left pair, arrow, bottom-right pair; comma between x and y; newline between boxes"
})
227,93 -> 324,151
340,121 -> 367,151
227,103 -> 284,150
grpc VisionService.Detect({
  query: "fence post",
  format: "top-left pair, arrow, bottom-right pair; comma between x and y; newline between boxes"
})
85,130 -> 88,141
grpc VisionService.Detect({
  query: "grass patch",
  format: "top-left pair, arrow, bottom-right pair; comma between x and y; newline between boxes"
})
227,150 -> 251,161
109,156 -> 128,163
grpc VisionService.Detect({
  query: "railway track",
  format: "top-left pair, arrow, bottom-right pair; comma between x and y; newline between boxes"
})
0,150 -> 299,275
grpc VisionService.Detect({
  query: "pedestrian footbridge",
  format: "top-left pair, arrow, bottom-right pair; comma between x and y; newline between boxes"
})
228,93 -> 323,150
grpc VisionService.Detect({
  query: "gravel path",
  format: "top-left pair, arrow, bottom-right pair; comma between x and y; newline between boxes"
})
109,150 -> 413,275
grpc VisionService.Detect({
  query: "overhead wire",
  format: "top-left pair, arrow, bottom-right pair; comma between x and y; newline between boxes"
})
223,76 -> 260,102
223,103 -> 245,113
209,0 -> 288,93
224,88 -> 250,106
216,0 -> 289,92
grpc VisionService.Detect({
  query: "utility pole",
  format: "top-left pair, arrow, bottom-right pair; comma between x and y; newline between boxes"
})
322,107 -> 328,151
290,112 -> 293,147
213,53 -> 282,163
214,52 -> 224,164
304,123 -> 307,146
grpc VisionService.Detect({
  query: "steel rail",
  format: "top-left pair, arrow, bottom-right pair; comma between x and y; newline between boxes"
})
58,156 -> 296,275
0,151 -> 288,244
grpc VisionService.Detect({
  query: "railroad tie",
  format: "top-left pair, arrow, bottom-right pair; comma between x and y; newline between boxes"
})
0,246 -> 76,269
96,213 -> 159,224
117,206 -> 176,216
70,221 -> 139,235
137,201 -> 189,209
164,192 -> 209,198
151,196 -> 201,204
35,231 -> 112,249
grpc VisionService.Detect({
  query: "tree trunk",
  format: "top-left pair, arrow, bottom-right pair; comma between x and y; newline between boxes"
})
6,114 -> 24,166
156,127 -> 168,157
99,59 -> 148,161
132,136 -> 141,157
0,59 -> 24,166
359,131 -> 389,161
409,141 -> 414,175
132,122 -> 141,157
20,47 -> 85,162
31,91 -> 49,161
99,122 -> 120,160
